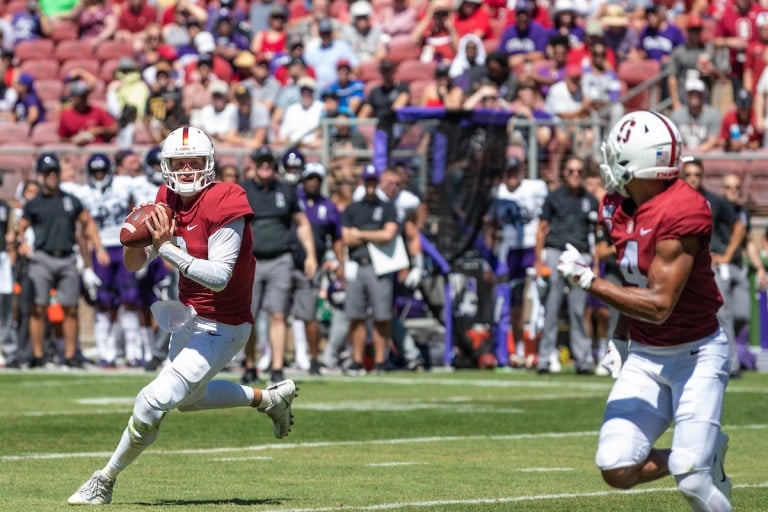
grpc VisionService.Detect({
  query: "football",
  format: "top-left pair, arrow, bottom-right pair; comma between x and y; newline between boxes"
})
120,203 -> 173,248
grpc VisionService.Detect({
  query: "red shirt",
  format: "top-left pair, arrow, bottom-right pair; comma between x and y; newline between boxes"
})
567,46 -> 617,71
745,39 -> 768,92
453,6 -> 492,40
156,182 -> 255,325
715,3 -> 767,77
599,181 -> 722,347
719,107 -> 763,146
57,105 -> 116,142
118,4 -> 157,33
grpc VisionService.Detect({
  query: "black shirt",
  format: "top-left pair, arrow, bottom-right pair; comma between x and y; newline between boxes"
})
365,82 -> 409,129
0,200 -> 9,253
23,190 -> 83,255
702,189 -> 738,256
541,185 -> 598,253
342,196 -> 397,261
242,178 -> 301,258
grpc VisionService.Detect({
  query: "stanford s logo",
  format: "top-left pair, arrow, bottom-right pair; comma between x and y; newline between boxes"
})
616,119 -> 637,143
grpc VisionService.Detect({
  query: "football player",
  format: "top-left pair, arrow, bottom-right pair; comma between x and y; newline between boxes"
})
557,111 -> 732,512
68,126 -> 298,505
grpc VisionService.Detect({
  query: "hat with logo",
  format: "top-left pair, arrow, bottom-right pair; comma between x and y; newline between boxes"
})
685,77 -> 706,93
302,162 -> 327,180
350,1 -> 373,17
736,88 -> 753,108
361,164 -> 380,181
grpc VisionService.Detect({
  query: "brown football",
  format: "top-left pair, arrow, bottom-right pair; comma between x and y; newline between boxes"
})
120,203 -> 173,248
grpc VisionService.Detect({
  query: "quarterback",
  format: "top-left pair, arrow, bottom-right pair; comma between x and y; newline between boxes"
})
67,127 -> 298,505
557,111 -> 731,512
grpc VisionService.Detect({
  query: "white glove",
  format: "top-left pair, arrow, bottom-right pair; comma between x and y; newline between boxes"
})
556,243 -> 595,290
403,254 -> 424,289
82,267 -> 102,302
134,265 -> 148,280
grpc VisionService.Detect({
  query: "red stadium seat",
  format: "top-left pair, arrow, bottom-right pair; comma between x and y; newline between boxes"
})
133,123 -> 154,145
99,59 -> 122,82
395,59 -> 436,82
0,123 -> 32,145
33,79 -> 64,103
14,40 -> 55,63
4,0 -> 27,16
618,59 -> 661,112
54,40 -> 95,62
483,38 -> 499,54
357,59 -> 382,82
20,59 -> 60,80
30,121 -> 61,146
60,59 -> 101,79
50,21 -> 79,42
387,39 -> 422,64
94,40 -> 134,61
408,79 -> 435,105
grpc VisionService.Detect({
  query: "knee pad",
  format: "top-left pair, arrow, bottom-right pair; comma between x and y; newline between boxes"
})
127,415 -> 161,448
134,368 -> 189,424
669,447 -> 705,476
596,421 -> 651,470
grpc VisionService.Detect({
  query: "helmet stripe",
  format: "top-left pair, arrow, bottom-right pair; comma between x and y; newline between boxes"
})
650,111 -> 677,167
181,126 -> 189,147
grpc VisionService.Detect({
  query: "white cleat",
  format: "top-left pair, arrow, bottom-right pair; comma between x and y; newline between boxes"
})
67,470 -> 115,505
259,379 -> 298,439
712,431 -> 732,500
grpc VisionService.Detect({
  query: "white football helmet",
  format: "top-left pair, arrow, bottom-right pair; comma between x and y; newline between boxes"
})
600,110 -> 682,197
160,126 -> 215,196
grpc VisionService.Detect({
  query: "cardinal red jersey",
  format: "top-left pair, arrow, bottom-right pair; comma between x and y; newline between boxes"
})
156,182 -> 256,325
599,180 -> 722,347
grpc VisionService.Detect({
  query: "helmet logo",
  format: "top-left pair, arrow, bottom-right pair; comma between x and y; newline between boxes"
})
616,119 -> 636,143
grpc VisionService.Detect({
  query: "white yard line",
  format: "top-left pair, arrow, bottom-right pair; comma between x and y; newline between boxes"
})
517,467 -> 575,472
213,456 -> 273,462
366,462 -> 429,467
254,482 -> 768,512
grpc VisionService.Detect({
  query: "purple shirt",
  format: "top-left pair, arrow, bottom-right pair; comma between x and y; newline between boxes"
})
296,188 -> 342,262
638,24 -> 685,61
14,91 -> 44,123
498,20 -> 550,57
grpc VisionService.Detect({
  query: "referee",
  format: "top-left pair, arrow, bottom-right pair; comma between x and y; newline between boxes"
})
17,153 -> 107,368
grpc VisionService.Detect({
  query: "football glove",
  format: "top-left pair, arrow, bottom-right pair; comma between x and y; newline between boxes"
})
557,243 -> 595,290
81,268 -> 102,302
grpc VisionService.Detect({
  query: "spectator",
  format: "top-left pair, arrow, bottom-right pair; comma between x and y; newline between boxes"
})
9,0 -> 51,44
328,110 -> 369,168
636,4 -> 684,64
411,0 -> 458,63
718,88 -> 763,152
341,165 -> 399,375
379,0 -> 418,44
508,79 -> 556,165
277,76 -> 324,148
210,9 -> 249,62
193,80 -> 237,142
546,64 -> 591,157
240,53 -> 281,113
115,0 -> 157,42
326,59 -> 364,114
249,4 -> 287,61
137,24 -> 164,67
205,0 -> 246,33
289,0 -> 343,44
455,51 -> 517,101
670,77 -> 721,152
241,147 -> 317,385
581,41 -> 622,120
682,158 -> 746,379
273,56 -> 314,123
182,53 -> 218,114
248,0 -> 282,37
453,0 -> 491,40
535,156 -> 598,374
273,35 -> 318,86
160,0 -> 208,48
145,64 -> 187,143
753,62 -> 768,142
342,1 -> 386,63
714,0 -> 765,100
304,18 -> 359,92
420,61 -> 463,107
533,34 -> 568,96
106,57 -> 151,122
462,81 -> 509,110
11,72 -> 44,131
187,31 -> 232,83
498,0 -> 550,69
600,4 -> 639,64
550,0 -> 584,48
667,14 -> 717,111
64,0 -> 117,46
17,153 -> 106,369
567,19 -> 617,71
220,84 -> 269,148
744,17 -> 768,95
215,163 -> 240,183
57,80 -> 118,145
449,33 -> 486,79
143,44 -> 184,90
320,89 -> 342,118
0,53 -> 18,121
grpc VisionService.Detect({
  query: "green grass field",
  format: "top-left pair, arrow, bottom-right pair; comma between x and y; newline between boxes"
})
1,368 -> 767,511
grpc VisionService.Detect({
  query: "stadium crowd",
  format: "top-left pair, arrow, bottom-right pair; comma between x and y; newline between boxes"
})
1,0 -> 768,377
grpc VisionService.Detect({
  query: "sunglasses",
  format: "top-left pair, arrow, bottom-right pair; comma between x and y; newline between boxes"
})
723,185 -> 741,190
684,172 -> 702,177
592,52 -> 606,58
565,167 -> 583,175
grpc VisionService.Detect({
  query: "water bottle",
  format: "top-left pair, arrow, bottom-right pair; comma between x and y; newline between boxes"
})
730,124 -> 741,141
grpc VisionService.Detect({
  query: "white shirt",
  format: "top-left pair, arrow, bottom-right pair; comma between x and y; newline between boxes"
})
131,175 -> 161,204
493,178 -> 548,250
352,186 -> 421,224
195,103 -> 238,137
61,176 -> 134,248
279,100 -> 324,145
545,81 -> 583,116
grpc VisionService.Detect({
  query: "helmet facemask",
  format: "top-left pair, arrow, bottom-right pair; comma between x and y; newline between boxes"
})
599,140 -> 630,197
161,156 -> 215,197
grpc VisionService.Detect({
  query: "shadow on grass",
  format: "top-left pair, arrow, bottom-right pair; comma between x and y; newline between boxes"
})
131,497 -> 285,507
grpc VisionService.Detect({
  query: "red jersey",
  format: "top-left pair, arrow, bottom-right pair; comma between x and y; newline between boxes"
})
156,182 -> 255,325
715,2 -> 767,78
718,107 -> 763,146
118,4 -> 158,33
745,39 -> 768,93
599,180 -> 722,347
57,105 -> 117,142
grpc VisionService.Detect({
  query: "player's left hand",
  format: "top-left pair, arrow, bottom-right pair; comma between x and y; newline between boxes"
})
403,266 -> 423,289
305,256 -> 318,280
95,247 -> 110,266
81,267 -> 102,302
147,203 -> 175,252
557,243 -> 595,290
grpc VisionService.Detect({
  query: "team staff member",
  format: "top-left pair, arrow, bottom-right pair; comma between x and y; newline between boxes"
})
682,159 -> 745,378
535,156 -> 599,374
17,153 -> 106,368
242,147 -> 317,385
342,165 -> 398,374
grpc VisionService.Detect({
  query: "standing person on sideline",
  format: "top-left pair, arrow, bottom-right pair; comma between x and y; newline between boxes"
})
682,159 -> 745,378
557,110 -> 731,511
241,147 -> 317,385
341,165 -> 398,374
67,126 -> 298,506
17,153 -> 106,368
535,156 -> 599,375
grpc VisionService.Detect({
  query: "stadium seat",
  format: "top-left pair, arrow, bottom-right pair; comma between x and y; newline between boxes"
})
50,21 -> 79,42
60,59 -> 100,79
744,168 -> 768,207
490,17 -> 507,40
54,40 -> 95,62
618,59 -> 661,112
357,60 -> 382,82
19,59 -> 60,80
95,40 -> 134,61
395,59 -> 436,82
408,79 -> 435,104
133,123 -> 154,145
0,123 -> 32,145
34,79 -> 65,103
387,39 -> 422,64
483,38 -> 499,54
14,40 -> 55,63
372,0 -> 393,12
3,0 -> 27,15
30,121 -> 61,146
99,59 -> 122,83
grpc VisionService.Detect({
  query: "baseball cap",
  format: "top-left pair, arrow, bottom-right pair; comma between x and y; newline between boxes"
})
302,162 -> 327,180
318,18 -> 333,34
233,51 -> 256,68
379,58 -> 396,73
117,57 -> 138,72
336,58 -> 352,70
350,1 -> 373,17
321,89 -> 338,100
566,63 -> 582,79
585,18 -> 604,37
197,52 -> 213,67
289,56 -> 306,67
269,4 -> 287,18
70,80 -> 91,96
515,0 -> 533,13
251,146 -> 276,165
361,164 -> 379,181
686,14 -> 704,29
210,80 -> 229,97
600,4 -> 628,28
506,156 -> 521,170
297,76 -> 317,90
685,77 -> 706,93
194,31 -> 216,54
17,72 -> 34,87
157,44 -> 178,61
288,34 -> 304,49
234,84 -> 251,99
736,88 -> 753,108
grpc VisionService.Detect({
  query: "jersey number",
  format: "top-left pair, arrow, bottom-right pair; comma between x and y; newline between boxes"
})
619,240 -> 648,287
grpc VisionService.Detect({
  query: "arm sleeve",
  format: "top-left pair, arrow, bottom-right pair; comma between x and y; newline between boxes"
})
158,218 -> 244,292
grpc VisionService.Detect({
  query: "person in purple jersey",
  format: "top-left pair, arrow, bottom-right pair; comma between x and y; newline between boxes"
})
637,4 -> 685,63
497,0 -> 550,68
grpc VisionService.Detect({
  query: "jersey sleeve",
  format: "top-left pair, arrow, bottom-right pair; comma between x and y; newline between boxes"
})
656,190 -> 712,242
205,184 -> 254,232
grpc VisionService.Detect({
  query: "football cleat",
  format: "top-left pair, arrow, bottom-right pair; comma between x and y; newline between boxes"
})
712,431 -> 732,500
67,470 -> 115,505
259,379 -> 298,439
